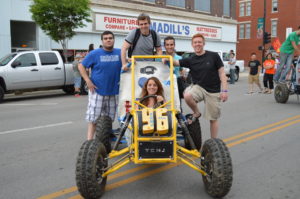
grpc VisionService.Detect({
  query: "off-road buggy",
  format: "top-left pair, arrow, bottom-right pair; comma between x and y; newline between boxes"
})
75,55 -> 233,199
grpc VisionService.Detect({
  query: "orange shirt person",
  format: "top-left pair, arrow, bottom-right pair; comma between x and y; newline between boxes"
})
263,59 -> 275,74
262,53 -> 275,93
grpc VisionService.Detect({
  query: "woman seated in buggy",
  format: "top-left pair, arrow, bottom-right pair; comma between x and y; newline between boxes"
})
125,76 -> 165,145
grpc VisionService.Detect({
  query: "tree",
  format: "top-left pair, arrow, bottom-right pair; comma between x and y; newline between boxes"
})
30,0 -> 91,62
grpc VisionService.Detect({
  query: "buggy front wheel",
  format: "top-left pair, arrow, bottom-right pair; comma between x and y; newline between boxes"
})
75,140 -> 108,199
201,138 -> 233,198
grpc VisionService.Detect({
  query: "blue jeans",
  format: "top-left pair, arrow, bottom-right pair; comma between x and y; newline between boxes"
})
274,53 -> 294,82
74,76 -> 82,88
229,69 -> 235,84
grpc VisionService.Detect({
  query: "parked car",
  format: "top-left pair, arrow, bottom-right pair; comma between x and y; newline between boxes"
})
181,51 -> 245,82
0,51 -> 85,103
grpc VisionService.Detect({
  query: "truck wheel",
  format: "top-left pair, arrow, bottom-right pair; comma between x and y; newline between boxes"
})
274,83 -> 289,103
0,86 -> 4,103
95,116 -> 112,153
75,140 -> 107,199
80,78 -> 88,95
235,69 -> 239,82
184,116 -> 202,151
201,138 -> 233,198
62,85 -> 74,95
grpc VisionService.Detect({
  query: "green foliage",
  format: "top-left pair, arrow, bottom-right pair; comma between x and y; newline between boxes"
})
30,0 -> 91,42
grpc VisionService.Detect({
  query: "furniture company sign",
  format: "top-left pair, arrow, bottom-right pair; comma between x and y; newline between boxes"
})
95,14 -> 222,40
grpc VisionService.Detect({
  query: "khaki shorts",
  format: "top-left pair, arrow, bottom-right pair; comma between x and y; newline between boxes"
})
248,74 -> 259,84
185,84 -> 221,120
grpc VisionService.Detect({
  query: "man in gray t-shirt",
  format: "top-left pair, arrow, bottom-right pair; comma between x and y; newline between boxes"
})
121,13 -> 162,71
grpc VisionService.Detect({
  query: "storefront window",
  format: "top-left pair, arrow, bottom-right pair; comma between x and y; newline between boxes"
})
272,0 -> 278,12
246,1 -> 251,16
223,0 -> 230,16
239,2 -> 245,17
166,0 -> 185,8
271,20 -> 278,37
239,24 -> 245,39
245,23 -> 251,39
194,0 -> 210,12
144,0 -> 155,3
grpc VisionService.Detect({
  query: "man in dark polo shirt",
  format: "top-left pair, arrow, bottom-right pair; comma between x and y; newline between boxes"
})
172,33 -> 228,138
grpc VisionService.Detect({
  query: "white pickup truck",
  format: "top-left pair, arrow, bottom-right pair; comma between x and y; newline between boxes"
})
0,51 -> 77,103
182,51 -> 245,82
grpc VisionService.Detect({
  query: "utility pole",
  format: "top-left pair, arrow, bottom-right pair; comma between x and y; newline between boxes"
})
262,0 -> 266,69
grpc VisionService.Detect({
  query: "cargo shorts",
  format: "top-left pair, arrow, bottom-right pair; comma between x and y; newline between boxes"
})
185,84 -> 221,120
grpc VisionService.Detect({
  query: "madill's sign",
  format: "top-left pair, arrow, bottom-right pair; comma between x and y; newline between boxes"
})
95,14 -> 222,40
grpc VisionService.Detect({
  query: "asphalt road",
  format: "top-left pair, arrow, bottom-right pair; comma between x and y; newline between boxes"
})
0,75 -> 300,199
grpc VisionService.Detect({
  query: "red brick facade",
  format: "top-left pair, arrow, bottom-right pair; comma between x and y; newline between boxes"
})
236,0 -> 300,64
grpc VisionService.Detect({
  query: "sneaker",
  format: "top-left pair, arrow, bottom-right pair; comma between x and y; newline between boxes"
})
74,91 -> 80,97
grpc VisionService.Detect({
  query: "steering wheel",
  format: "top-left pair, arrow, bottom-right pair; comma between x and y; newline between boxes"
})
138,95 -> 164,109
139,95 -> 157,105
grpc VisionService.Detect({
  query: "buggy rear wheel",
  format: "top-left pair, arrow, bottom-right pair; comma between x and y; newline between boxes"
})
274,83 -> 289,103
184,116 -> 202,151
201,138 -> 233,198
95,116 -> 112,153
75,140 -> 108,199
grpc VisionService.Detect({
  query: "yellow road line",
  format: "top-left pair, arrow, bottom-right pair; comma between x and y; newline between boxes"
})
226,119 -> 300,147
223,115 -> 300,143
37,187 -> 77,199
106,163 -> 178,191
38,115 -> 300,199
108,164 -> 153,181
68,164 -> 179,199
36,164 -> 154,199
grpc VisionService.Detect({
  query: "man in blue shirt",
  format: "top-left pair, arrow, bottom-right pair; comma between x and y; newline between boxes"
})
79,31 -> 122,141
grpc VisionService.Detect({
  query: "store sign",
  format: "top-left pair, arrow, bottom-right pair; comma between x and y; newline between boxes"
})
95,14 -> 222,40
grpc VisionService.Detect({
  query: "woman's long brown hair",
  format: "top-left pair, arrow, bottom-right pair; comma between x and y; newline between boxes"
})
140,77 -> 164,106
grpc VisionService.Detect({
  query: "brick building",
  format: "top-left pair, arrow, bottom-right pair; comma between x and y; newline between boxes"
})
236,0 -> 300,64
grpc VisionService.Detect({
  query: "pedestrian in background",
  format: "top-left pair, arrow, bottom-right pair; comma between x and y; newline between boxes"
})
228,52 -> 236,84
263,53 -> 275,94
78,31 -> 122,145
247,52 -> 263,94
73,54 -> 82,97
88,43 -> 94,53
274,26 -> 300,83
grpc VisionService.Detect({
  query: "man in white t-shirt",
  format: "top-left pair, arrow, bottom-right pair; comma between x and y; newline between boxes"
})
228,52 -> 236,84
